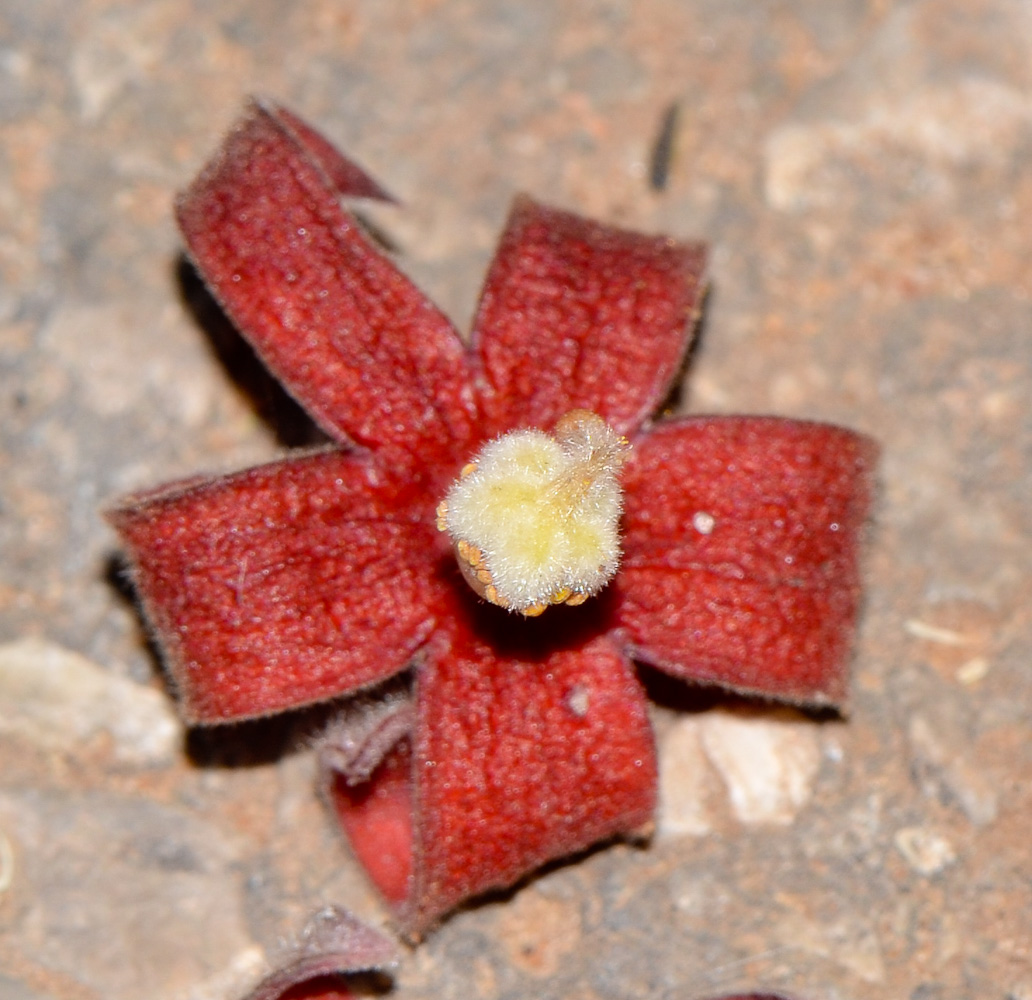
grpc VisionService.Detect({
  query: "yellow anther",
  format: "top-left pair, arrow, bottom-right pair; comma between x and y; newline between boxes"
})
435,500 -> 448,532
460,462 -> 478,479
565,592 -> 589,606
456,539 -> 485,574
549,587 -> 573,605
523,603 -> 547,617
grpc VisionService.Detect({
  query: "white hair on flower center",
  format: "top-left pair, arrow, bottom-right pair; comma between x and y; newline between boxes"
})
436,410 -> 629,616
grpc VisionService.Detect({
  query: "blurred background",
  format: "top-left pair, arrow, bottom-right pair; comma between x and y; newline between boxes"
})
1,2 -> 1029,998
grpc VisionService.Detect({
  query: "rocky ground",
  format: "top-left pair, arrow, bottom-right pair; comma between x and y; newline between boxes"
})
1,2 -> 1030,998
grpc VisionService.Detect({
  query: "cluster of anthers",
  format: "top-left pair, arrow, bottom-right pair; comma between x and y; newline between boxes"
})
436,409 -> 629,616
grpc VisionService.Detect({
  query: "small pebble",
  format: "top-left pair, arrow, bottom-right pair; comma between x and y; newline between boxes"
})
894,826 -> 957,875
956,657 -> 990,685
904,619 -> 970,645
698,707 -> 822,826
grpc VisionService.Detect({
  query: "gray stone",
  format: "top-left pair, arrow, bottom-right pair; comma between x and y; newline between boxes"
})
0,637 -> 180,766
0,972 -> 57,1000
0,788 -> 261,1000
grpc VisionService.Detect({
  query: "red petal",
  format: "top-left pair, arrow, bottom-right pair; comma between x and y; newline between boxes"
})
471,196 -> 706,437
328,738 -> 414,908
108,449 -> 450,723
616,417 -> 878,706
267,100 -> 397,204
331,605 -> 657,938
241,906 -> 396,1000
176,100 -> 477,462
257,983 -> 354,1000
414,628 -> 655,938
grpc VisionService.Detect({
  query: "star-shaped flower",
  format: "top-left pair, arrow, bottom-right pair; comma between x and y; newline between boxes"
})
109,100 -> 877,940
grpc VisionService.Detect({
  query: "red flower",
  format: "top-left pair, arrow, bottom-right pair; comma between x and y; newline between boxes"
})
108,100 -> 877,940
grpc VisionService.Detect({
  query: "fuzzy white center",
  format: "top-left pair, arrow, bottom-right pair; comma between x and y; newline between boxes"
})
440,411 -> 628,613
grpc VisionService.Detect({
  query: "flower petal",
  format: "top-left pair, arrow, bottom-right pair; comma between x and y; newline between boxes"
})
108,449 -> 451,723
241,905 -> 396,1000
616,417 -> 878,706
471,196 -> 707,437
414,622 -> 656,937
268,101 -> 398,205
176,99 -> 478,462
327,604 -> 657,938
327,737 -> 414,910
321,692 -> 416,910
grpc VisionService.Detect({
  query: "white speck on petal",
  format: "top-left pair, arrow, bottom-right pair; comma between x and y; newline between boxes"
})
692,511 -> 716,534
